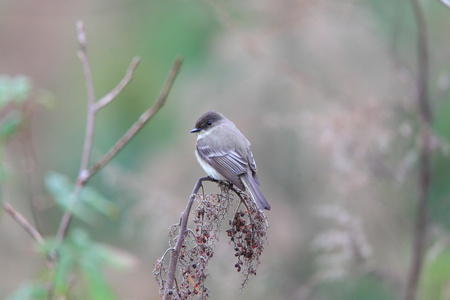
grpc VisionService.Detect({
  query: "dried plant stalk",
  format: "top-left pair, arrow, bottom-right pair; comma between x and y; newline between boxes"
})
154,179 -> 269,299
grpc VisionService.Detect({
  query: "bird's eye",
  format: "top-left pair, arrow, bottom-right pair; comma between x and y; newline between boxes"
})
207,121 -> 212,126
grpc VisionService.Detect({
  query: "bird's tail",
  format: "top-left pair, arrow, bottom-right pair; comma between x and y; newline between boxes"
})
241,172 -> 271,210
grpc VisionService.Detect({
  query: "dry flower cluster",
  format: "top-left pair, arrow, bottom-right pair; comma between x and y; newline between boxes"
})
226,198 -> 269,289
154,182 -> 268,299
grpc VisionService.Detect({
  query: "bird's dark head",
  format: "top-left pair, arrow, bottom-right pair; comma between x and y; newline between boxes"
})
190,111 -> 225,133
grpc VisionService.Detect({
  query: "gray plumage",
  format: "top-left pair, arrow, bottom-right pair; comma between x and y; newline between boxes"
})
191,111 -> 270,210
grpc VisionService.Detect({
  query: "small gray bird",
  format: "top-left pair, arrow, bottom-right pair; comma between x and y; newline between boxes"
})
190,111 -> 270,210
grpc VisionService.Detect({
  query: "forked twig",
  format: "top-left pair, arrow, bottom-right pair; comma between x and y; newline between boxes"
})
54,20 -> 183,251
94,57 -> 141,111
54,21 -> 97,246
88,57 -> 182,178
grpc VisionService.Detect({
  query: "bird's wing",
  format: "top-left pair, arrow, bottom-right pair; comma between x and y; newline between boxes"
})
246,148 -> 260,186
196,143 -> 247,190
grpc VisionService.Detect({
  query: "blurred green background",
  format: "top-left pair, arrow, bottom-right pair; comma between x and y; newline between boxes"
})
1,0 -> 450,299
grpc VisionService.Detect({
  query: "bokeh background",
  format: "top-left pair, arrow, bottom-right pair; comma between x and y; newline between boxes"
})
1,0 -> 450,299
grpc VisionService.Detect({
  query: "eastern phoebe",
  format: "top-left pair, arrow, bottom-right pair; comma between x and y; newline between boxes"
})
190,111 -> 271,210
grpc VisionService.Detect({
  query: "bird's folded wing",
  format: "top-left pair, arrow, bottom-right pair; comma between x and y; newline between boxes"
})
246,148 -> 260,186
196,143 -> 247,190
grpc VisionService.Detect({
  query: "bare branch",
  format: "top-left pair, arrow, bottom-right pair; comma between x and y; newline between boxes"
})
438,0 -> 450,9
19,96 -> 46,232
159,176 -> 268,298
54,20 -> 182,248
55,20 -> 98,245
52,20 -> 182,272
1,201 -> 45,245
87,57 -> 183,178
162,177 -> 211,300
76,20 -> 96,180
94,56 -> 141,111
405,1 -> 433,300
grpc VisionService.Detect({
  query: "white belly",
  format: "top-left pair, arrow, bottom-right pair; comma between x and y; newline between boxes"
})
195,150 -> 227,181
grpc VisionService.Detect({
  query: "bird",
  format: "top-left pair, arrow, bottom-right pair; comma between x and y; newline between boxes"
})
190,111 -> 270,210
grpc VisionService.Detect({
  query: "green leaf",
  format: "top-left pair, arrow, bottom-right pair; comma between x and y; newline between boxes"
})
45,172 -> 72,203
10,75 -> 32,104
52,229 -> 92,296
0,111 -> 23,140
81,261 -> 120,300
53,246 -> 75,296
35,89 -> 56,109
420,245 -> 450,300
18,229 -> 128,300
431,98 -> 450,230
33,236 -> 55,257
94,244 -> 138,270
5,282 -> 47,300
44,172 -> 97,223
0,75 -> 32,105
52,229 -> 120,300
80,186 -> 119,218
68,228 -> 136,270
45,172 -> 118,223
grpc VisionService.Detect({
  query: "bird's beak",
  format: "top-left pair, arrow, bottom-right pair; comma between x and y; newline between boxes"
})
190,128 -> 201,133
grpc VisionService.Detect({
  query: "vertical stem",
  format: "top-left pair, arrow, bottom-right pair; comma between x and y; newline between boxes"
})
162,177 -> 210,300
55,21 -> 97,245
77,22 -> 97,180
405,1 -> 432,300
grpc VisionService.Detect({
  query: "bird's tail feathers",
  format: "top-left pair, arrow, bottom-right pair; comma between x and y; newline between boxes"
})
241,173 -> 271,210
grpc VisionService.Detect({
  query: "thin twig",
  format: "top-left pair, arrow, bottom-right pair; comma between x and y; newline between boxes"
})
54,21 -> 182,247
438,0 -> 450,9
159,247 -> 175,263
76,21 -> 96,181
20,97 -> 45,232
55,21 -> 97,245
1,201 -> 45,245
405,1 -> 433,300
94,57 -> 141,111
87,57 -> 183,178
162,177 -> 211,300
